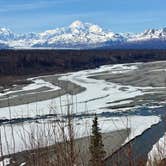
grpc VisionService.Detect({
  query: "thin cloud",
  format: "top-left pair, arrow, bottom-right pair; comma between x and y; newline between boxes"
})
0,0 -> 80,12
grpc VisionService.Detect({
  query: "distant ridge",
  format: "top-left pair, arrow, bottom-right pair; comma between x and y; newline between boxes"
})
1,20 -> 166,49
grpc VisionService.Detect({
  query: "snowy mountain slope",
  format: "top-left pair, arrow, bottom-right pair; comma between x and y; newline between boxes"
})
0,28 -> 15,41
0,21 -> 166,49
33,21 -> 125,48
0,42 -> 10,49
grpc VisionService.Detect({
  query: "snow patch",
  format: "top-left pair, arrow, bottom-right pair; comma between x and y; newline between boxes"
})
0,158 -> 10,166
147,133 -> 166,165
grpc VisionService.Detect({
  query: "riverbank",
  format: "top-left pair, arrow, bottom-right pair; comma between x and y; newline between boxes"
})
0,129 -> 130,166
105,117 -> 166,166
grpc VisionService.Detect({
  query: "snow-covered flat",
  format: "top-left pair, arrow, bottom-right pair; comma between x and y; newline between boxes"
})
147,133 -> 166,165
0,78 -> 60,98
0,158 -> 10,166
0,63 -> 152,119
0,62 -> 165,156
0,115 -> 160,156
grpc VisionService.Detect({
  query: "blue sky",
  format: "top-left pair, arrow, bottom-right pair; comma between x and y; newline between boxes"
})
0,0 -> 166,33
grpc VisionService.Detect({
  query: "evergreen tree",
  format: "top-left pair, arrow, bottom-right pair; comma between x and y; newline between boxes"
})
89,114 -> 106,166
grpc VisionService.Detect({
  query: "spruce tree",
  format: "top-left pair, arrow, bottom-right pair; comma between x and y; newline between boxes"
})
89,114 -> 106,166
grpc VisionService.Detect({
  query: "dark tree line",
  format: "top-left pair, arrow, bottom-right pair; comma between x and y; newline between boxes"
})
1,49 -> 166,77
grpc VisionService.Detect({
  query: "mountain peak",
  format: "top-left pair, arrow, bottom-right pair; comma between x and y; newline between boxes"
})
0,27 -> 15,41
0,27 -> 13,34
69,20 -> 84,29
1,21 -> 166,49
89,25 -> 103,33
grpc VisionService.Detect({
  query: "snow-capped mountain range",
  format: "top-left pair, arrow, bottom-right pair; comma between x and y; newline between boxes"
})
1,20 -> 166,49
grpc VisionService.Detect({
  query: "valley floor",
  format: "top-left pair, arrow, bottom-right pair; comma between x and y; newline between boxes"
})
0,61 -> 166,164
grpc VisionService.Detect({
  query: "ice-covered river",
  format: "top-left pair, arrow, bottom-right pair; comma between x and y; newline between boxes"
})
0,62 -> 163,156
